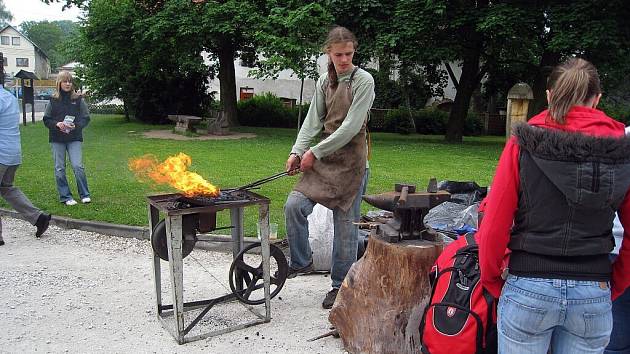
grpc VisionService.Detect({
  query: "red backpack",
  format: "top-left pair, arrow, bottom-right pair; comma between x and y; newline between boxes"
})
419,233 -> 497,354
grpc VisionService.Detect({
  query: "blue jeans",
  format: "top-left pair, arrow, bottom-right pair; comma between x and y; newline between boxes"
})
605,256 -> 630,354
51,141 -> 90,202
498,275 -> 612,354
284,170 -> 368,289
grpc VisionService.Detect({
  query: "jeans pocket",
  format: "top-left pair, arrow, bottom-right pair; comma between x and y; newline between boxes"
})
583,301 -> 613,349
499,292 -> 547,342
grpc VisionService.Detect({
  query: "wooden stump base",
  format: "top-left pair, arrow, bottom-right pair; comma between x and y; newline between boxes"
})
329,237 -> 442,354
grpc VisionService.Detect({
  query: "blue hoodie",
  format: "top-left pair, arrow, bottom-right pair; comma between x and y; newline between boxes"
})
0,89 -> 21,165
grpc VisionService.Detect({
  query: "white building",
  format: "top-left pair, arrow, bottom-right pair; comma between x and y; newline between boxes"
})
0,25 -> 51,80
205,52 -> 461,108
205,53 -> 331,106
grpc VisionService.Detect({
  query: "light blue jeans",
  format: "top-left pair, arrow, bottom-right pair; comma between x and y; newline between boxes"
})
284,170 -> 368,289
498,275 -> 612,354
51,141 -> 90,202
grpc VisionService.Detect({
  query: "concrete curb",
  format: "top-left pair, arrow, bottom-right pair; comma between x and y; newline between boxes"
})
0,208 -> 285,253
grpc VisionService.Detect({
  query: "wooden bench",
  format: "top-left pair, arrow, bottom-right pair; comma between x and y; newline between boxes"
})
206,109 -> 229,135
167,115 -> 203,133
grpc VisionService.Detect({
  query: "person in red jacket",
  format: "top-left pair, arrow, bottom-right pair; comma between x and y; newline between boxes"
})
478,58 -> 630,353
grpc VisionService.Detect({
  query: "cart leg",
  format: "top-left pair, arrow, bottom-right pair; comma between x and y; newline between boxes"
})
149,205 -> 162,314
258,204 -> 271,321
166,215 -> 185,344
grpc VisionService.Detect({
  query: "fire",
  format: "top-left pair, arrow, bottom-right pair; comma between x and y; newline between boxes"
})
128,153 -> 220,197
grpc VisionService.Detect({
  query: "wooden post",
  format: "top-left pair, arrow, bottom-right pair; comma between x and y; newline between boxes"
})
505,82 -> 533,138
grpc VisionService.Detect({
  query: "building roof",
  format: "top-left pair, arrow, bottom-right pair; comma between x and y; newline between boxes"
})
0,24 -> 49,59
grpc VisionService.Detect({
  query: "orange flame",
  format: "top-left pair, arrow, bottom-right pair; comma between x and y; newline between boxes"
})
128,153 -> 220,197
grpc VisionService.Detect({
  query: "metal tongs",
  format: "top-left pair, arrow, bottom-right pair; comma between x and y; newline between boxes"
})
224,168 -> 300,192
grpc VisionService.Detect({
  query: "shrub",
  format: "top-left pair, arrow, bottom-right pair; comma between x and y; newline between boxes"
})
237,92 -> 295,128
414,109 -> 448,134
383,108 -> 415,134
599,101 -> 630,125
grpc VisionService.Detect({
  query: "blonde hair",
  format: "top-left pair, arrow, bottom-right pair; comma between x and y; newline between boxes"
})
546,58 -> 601,124
53,70 -> 80,100
323,26 -> 358,89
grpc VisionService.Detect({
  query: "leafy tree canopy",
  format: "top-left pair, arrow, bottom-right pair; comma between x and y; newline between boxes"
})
20,20 -> 79,69
0,0 -> 12,26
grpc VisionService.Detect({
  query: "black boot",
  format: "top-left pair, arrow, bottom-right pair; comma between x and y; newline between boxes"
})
35,213 -> 52,238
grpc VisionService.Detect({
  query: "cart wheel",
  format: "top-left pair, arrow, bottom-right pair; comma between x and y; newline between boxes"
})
229,242 -> 288,305
151,219 -> 197,261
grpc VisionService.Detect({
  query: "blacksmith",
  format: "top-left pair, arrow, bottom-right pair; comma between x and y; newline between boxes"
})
283,26 -> 374,309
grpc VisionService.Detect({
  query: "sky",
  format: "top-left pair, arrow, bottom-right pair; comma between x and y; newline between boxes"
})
4,0 -> 83,27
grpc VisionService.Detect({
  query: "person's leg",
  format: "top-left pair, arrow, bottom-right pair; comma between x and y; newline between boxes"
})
66,141 -> 90,199
352,168 -> 369,223
606,273 -> 630,353
284,191 -> 316,269
497,276 -> 559,354
0,164 -> 42,225
551,279 -> 612,354
51,142 -> 73,202
330,171 -> 368,290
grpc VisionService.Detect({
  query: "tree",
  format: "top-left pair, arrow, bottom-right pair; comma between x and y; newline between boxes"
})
0,0 -> 12,26
20,21 -> 79,69
253,2 -> 333,128
74,0 -> 210,122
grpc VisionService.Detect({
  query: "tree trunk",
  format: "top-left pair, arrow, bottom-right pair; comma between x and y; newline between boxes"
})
445,51 -> 481,143
217,38 -> 238,127
529,51 -> 561,118
329,237 -> 442,354
123,100 -> 130,122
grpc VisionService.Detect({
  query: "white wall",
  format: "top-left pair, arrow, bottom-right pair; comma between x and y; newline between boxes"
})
205,53 -> 330,104
0,26 -> 50,79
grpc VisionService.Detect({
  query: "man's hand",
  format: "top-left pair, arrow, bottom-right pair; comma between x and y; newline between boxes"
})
300,150 -> 315,172
286,154 -> 301,175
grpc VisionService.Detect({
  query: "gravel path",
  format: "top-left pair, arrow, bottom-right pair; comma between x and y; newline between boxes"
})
0,216 -> 346,354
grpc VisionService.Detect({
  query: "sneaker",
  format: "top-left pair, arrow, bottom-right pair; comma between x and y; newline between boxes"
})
286,261 -> 315,279
81,197 -> 91,204
64,199 -> 77,206
35,213 -> 52,238
322,288 -> 339,309
0,240 -> 5,246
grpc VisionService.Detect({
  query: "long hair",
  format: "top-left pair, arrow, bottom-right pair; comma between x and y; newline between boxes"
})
323,26 -> 358,89
53,70 -> 80,100
546,58 -> 601,124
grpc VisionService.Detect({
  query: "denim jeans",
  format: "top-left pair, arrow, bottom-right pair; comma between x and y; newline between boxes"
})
606,255 -> 630,354
285,170 -> 368,289
498,275 -> 612,354
51,141 -> 90,202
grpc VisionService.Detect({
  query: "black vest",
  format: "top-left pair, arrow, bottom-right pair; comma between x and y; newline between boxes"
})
508,123 -> 630,280
47,94 -> 84,143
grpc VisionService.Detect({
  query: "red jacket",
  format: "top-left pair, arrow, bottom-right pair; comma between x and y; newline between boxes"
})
478,106 -> 630,300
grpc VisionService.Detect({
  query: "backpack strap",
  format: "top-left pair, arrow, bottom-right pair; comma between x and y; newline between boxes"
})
465,232 -> 476,246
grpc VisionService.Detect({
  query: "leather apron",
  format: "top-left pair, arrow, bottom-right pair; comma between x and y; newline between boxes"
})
294,68 -> 367,212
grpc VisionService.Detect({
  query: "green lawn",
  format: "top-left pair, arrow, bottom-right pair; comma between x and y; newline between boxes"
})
5,114 -> 506,237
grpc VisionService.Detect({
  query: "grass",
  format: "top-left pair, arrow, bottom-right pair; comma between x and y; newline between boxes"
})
4,114 -> 506,237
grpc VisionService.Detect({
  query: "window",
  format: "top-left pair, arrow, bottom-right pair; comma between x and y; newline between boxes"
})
1,36 -> 9,45
16,58 -> 28,67
11,37 -> 20,46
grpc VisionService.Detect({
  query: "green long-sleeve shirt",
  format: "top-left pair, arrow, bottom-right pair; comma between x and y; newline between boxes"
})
291,67 -> 375,161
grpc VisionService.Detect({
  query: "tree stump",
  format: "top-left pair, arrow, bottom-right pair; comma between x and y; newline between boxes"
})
329,237 -> 442,354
